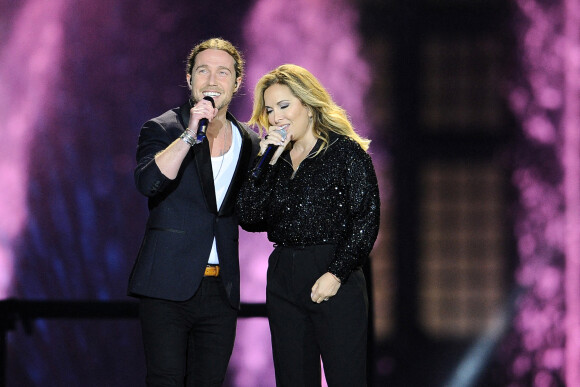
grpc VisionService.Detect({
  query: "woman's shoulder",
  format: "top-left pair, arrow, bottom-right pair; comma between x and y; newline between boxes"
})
327,132 -> 368,157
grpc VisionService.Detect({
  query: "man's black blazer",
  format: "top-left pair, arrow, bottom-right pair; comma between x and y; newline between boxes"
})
128,101 -> 260,308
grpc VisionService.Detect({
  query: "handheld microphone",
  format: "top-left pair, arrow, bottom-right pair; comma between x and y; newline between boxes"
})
252,128 -> 287,178
196,96 -> 215,143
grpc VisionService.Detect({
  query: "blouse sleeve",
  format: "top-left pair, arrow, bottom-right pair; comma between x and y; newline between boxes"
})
328,148 -> 380,282
236,158 -> 280,232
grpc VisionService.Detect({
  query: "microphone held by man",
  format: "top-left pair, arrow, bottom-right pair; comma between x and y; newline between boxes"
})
196,96 -> 216,143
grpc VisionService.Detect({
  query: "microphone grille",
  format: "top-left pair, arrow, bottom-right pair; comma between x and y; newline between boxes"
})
203,96 -> 215,108
277,128 -> 287,140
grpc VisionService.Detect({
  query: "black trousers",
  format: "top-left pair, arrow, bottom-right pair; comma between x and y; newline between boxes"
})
139,277 -> 237,387
267,245 -> 368,387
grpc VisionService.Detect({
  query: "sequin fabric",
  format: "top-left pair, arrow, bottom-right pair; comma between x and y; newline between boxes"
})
236,132 -> 380,282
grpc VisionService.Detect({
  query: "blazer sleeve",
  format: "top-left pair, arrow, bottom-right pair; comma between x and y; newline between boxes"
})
134,119 -> 176,197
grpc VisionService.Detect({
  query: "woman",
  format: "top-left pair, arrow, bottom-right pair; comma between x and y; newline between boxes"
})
237,64 -> 380,387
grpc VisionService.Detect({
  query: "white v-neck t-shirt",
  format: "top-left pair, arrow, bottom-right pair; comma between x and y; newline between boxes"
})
207,122 -> 242,264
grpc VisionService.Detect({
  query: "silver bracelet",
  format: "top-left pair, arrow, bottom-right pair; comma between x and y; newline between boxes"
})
180,130 -> 196,146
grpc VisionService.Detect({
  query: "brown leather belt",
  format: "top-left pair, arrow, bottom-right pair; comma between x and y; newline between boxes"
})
204,265 -> 220,277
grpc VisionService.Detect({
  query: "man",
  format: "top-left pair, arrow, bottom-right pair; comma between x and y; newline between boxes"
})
128,38 -> 260,386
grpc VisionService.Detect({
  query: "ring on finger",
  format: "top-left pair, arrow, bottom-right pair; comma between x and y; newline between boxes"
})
324,297 -> 329,301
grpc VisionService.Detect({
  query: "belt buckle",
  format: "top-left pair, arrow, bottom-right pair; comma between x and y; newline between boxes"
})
204,265 -> 220,277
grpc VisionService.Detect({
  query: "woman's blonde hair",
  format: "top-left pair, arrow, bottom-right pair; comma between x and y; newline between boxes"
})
249,64 -> 371,153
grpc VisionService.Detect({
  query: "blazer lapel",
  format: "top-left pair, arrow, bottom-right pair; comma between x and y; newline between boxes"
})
193,139 -> 218,214
179,100 -> 218,214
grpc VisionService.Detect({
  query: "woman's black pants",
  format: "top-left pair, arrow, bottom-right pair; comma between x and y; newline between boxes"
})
266,244 -> 368,387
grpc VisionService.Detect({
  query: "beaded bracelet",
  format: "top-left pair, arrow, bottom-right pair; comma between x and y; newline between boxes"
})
180,130 -> 196,146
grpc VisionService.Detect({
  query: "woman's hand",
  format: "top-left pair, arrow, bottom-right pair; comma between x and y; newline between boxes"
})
259,126 -> 291,165
311,272 -> 341,303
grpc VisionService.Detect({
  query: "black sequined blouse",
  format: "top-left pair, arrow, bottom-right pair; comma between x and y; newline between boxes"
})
236,132 -> 380,282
